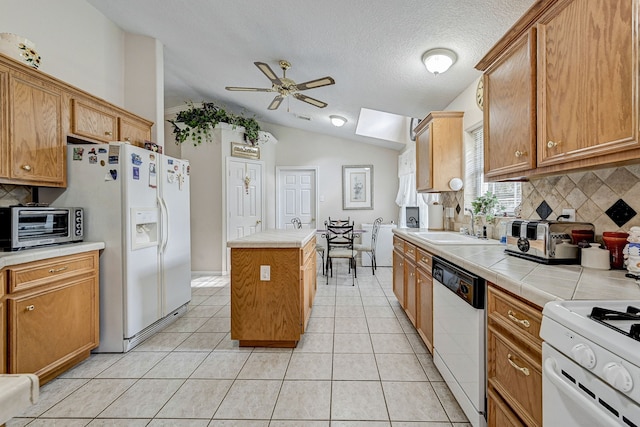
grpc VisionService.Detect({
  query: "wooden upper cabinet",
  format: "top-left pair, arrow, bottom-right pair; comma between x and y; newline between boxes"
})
8,70 -> 65,186
415,111 -> 464,192
478,0 -> 640,179
119,116 -> 152,147
537,0 -> 637,167
71,98 -> 118,143
484,29 -> 537,179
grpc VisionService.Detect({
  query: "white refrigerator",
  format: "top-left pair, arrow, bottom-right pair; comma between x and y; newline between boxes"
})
41,142 -> 191,352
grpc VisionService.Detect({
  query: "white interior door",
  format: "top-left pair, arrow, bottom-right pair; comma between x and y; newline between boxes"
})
277,167 -> 318,229
227,159 -> 263,240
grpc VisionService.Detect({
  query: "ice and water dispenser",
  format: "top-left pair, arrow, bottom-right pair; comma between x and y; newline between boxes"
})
131,208 -> 159,250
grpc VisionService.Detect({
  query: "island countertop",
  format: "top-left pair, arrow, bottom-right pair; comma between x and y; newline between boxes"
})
227,229 -> 316,249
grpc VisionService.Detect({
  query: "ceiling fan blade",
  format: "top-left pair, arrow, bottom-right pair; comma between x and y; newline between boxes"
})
225,86 -> 273,92
293,93 -> 328,108
268,95 -> 284,110
295,76 -> 335,91
254,62 -> 284,86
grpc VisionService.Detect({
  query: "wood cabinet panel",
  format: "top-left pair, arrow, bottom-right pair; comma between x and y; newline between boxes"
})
416,267 -> 433,353
392,248 -> 405,306
0,65 -> 8,179
71,98 -> 118,143
404,257 -> 417,326
301,238 -> 316,333
488,386 -> 526,427
537,0 -> 637,167
415,111 -> 464,192
484,30 -> 537,179
8,275 -> 98,381
9,252 -> 97,293
487,284 -> 542,427
8,71 -> 65,185
118,117 -> 151,147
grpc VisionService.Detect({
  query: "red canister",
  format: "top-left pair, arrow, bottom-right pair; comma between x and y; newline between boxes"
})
602,231 -> 629,269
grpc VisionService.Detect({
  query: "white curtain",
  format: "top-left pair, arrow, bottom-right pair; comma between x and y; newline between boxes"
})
396,148 -> 430,228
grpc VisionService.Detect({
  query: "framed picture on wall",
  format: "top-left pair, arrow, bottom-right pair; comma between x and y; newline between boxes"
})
342,165 -> 373,210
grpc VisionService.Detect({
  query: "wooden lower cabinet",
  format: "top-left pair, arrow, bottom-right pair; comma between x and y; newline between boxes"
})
416,265 -> 433,353
5,251 -> 99,384
231,237 -> 317,347
404,257 -> 417,326
392,247 -> 405,306
487,284 -> 542,427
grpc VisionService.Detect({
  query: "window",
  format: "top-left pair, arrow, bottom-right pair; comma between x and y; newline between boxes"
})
464,125 -> 521,215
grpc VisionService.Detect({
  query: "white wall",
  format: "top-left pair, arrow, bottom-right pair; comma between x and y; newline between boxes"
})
262,122 -> 400,228
1,0 -> 160,129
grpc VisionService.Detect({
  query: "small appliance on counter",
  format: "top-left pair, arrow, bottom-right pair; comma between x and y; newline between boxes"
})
505,220 -> 595,264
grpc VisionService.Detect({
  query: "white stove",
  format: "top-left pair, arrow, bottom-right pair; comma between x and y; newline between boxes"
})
541,300 -> 640,426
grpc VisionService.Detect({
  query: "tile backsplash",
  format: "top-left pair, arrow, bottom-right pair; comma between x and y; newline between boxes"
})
0,184 -> 31,206
442,164 -> 640,238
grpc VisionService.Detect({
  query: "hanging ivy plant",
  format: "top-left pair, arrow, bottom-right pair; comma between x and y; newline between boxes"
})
167,101 -> 262,146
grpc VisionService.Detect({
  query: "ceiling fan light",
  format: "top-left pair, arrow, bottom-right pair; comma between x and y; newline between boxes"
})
422,48 -> 457,75
330,115 -> 347,127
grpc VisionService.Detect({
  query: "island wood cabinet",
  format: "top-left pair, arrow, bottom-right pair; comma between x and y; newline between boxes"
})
477,0 -> 640,180
230,236 -> 317,347
0,61 -> 66,187
415,111 -> 464,193
4,251 -> 99,385
0,269 -> 5,374
71,98 -> 152,146
487,284 -> 542,427
392,235 -> 434,353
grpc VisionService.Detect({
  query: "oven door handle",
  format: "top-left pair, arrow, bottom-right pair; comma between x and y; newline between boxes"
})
544,357 -> 620,427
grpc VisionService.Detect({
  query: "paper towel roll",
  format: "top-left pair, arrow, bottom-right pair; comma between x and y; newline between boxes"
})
428,204 -> 444,230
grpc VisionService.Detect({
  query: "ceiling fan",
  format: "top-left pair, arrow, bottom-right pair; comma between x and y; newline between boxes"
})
225,60 -> 335,110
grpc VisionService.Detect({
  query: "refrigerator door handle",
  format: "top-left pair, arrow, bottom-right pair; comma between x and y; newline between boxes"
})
159,196 -> 169,253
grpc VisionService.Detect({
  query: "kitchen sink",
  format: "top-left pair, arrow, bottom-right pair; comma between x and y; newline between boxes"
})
412,231 -> 501,245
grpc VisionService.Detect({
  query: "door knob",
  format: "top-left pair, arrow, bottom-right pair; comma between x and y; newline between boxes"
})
256,220 -> 262,225
547,140 -> 558,148
514,150 -> 527,158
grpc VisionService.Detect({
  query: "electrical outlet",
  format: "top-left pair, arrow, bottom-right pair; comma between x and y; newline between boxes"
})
562,208 -> 576,222
260,265 -> 270,281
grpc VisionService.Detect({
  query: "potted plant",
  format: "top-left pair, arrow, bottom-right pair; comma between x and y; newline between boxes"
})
471,191 -> 504,222
168,101 -> 262,146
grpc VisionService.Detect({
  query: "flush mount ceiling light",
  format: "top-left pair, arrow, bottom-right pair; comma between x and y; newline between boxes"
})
330,115 -> 347,127
422,48 -> 457,75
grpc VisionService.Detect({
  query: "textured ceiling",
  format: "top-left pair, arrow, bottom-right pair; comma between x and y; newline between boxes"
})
87,0 -> 535,150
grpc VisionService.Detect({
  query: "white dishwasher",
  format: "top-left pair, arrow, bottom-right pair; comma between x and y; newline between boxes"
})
432,256 -> 486,427
360,223 -> 396,267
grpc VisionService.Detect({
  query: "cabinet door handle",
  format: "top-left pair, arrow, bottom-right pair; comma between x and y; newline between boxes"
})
514,150 -> 527,157
26,305 -> 35,311
21,164 -> 32,171
547,140 -> 558,148
508,353 -> 530,376
124,137 -> 131,142
507,310 -> 530,328
105,131 -> 113,136
48,266 -> 68,273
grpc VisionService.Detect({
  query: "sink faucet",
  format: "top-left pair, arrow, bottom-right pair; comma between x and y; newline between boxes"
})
465,208 -> 475,237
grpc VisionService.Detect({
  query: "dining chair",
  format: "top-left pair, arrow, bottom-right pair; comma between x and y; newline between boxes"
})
327,216 -> 350,226
293,217 -> 326,275
354,217 -> 383,275
325,221 -> 356,285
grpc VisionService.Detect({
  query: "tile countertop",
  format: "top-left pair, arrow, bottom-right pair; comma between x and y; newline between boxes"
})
394,228 -> 640,308
227,229 -> 316,249
0,242 -> 106,269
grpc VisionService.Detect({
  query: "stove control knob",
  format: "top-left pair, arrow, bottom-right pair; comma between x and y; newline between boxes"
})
603,362 -> 633,393
571,343 -> 596,369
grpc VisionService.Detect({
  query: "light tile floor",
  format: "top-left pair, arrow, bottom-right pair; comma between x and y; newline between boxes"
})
10,263 -> 470,426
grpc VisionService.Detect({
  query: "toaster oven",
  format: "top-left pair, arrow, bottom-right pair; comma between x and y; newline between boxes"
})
0,206 -> 84,251
505,220 -> 595,263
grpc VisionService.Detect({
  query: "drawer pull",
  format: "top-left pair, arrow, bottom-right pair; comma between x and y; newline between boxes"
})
105,131 -> 113,136
48,266 -> 68,273
21,164 -> 32,171
514,150 -> 527,158
26,305 -> 35,311
547,140 -> 558,148
508,353 -> 530,376
508,310 -> 530,328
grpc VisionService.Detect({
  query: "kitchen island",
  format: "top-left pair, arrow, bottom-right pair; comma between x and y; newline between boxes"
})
227,229 -> 317,347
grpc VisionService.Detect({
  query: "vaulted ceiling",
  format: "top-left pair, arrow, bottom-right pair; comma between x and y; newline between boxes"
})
88,0 -> 535,149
